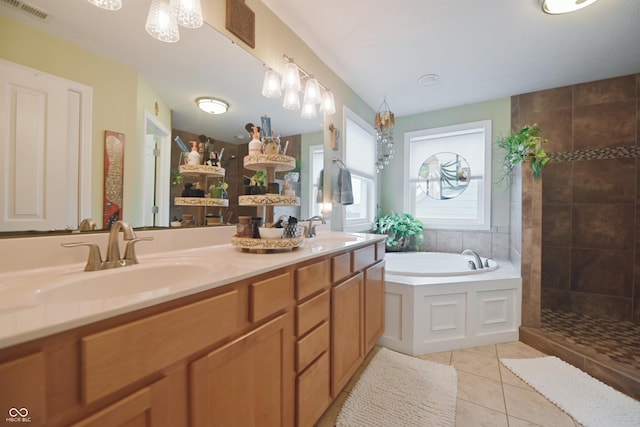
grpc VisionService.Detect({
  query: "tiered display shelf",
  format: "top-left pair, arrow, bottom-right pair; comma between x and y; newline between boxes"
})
233,153 -> 301,252
174,165 -> 228,224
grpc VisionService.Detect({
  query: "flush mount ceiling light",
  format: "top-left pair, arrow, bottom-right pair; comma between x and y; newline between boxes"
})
196,98 -> 229,114
541,0 -> 599,14
87,0 -> 122,10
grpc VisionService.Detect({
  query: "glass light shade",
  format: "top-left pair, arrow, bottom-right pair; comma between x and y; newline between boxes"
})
87,0 -> 122,10
171,0 -> 203,28
319,91 -> 336,115
146,0 -> 180,43
261,69 -> 282,98
282,88 -> 300,110
303,78 -> 321,105
541,0 -> 599,14
281,61 -> 301,92
197,98 -> 228,114
300,101 -> 317,119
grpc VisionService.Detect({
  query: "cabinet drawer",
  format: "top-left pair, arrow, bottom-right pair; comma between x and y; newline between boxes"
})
353,244 -> 376,272
295,259 -> 329,301
295,290 -> 329,337
332,252 -> 352,283
296,321 -> 329,373
82,289 -> 240,404
0,352 -> 46,425
249,272 -> 292,323
296,351 -> 331,427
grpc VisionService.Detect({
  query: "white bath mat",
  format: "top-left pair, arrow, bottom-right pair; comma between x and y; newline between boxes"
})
336,347 -> 457,427
501,356 -> 640,427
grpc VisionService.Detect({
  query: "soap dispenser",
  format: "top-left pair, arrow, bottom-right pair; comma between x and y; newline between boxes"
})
188,141 -> 201,165
248,127 -> 262,156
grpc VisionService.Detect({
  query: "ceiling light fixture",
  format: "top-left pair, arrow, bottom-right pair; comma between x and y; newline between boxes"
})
261,55 -> 336,118
196,97 -> 229,114
87,0 -> 122,11
540,0 -> 599,14
172,0 -> 203,28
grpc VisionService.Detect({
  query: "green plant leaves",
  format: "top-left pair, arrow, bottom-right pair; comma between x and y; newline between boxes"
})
497,124 -> 550,182
372,212 -> 424,251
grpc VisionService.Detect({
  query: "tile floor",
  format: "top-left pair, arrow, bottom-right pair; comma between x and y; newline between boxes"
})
316,341 -> 584,427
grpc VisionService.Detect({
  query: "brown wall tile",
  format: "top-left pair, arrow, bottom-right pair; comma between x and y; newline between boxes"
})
573,158 -> 636,204
574,101 -> 637,149
572,204 -> 634,250
521,109 -> 573,153
543,204 -> 571,246
542,246 -> 571,290
571,248 -> 633,297
542,161 -> 572,204
519,86 -> 572,115
573,75 -> 636,106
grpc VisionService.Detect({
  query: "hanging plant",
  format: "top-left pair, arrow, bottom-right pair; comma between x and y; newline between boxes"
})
497,124 -> 550,181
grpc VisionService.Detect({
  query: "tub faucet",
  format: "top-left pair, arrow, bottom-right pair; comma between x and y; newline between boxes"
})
462,249 -> 484,269
304,215 -> 326,238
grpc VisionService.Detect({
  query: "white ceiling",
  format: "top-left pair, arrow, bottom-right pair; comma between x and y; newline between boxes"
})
3,0 -> 639,143
263,0 -> 640,117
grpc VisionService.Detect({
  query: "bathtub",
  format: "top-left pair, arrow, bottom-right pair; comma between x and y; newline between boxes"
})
379,252 -> 522,355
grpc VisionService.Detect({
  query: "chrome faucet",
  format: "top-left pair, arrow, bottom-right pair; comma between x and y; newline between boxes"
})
462,249 -> 484,269
304,215 -> 326,238
62,220 -> 152,271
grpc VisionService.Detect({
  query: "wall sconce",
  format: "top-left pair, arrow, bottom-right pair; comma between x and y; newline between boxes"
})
540,0 -> 599,14
196,97 -> 229,114
261,55 -> 336,118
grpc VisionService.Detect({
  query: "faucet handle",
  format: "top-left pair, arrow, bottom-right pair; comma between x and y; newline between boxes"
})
61,242 -> 103,271
123,237 -> 154,265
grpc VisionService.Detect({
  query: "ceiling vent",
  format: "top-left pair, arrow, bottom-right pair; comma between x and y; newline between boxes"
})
0,0 -> 51,22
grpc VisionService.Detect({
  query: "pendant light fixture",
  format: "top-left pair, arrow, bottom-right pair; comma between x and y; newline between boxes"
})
540,0 -> 599,14
146,0 -> 180,43
320,91 -> 336,115
281,60 -> 302,92
282,88 -> 301,110
261,69 -> 282,98
87,0 -> 122,10
171,0 -> 203,28
303,77 -> 321,105
300,101 -> 317,119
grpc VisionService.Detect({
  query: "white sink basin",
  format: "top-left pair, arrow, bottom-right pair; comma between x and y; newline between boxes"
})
0,257 -> 224,309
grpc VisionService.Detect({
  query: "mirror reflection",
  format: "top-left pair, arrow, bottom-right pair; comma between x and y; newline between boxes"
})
0,1 -> 323,235
418,152 -> 471,200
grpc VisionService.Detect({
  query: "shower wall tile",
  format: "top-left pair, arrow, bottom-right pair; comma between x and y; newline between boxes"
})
541,247 -> 571,290
542,160 -> 572,204
518,86 -> 572,114
462,231 -> 492,255
573,101 -> 636,150
573,158 -> 636,203
542,204 -> 571,247
572,204 -> 634,250
571,248 -> 633,297
491,232 -> 509,260
435,230 -> 463,253
573,75 -> 636,106
521,109 -> 573,153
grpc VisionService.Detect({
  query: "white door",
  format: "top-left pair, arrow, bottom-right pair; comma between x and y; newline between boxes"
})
0,60 -> 92,231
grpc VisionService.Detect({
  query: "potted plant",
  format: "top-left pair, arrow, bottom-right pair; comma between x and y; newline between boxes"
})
372,212 -> 424,252
497,124 -> 550,181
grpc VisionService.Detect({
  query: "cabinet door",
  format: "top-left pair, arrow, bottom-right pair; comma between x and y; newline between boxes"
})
364,261 -> 385,353
330,272 -> 364,397
71,377 -> 169,427
190,314 -> 294,427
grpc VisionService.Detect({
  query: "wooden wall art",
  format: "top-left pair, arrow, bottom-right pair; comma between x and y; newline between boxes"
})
226,0 -> 255,48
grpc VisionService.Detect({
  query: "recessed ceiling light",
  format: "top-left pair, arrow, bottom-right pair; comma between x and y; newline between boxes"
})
540,0 -> 599,14
196,97 -> 228,114
418,74 -> 439,86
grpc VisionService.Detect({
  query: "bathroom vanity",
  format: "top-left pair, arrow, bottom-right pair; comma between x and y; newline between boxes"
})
0,230 -> 385,427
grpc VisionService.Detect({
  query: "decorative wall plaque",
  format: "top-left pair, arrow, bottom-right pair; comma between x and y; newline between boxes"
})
103,131 -> 125,228
226,0 -> 255,49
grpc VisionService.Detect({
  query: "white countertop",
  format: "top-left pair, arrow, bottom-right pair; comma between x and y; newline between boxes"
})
0,228 -> 384,349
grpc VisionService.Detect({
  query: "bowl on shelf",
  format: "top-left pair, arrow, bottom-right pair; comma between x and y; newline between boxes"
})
258,227 -> 283,239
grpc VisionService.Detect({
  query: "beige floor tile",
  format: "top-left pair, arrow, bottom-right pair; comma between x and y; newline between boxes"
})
507,415 -> 544,426
418,350 -> 452,365
503,383 -> 575,427
496,341 -> 545,359
457,370 -> 506,413
463,344 -> 498,359
499,364 -> 534,391
455,399 -> 508,427
315,390 -> 349,427
452,348 -> 502,382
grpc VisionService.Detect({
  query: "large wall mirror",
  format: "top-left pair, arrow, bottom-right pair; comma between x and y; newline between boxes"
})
0,0 -> 324,235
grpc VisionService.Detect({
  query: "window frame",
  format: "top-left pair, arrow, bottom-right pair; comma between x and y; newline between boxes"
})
403,120 -> 492,230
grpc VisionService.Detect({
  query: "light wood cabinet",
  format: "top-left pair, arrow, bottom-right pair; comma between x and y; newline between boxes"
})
0,241 -> 384,427
190,314 -> 294,427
